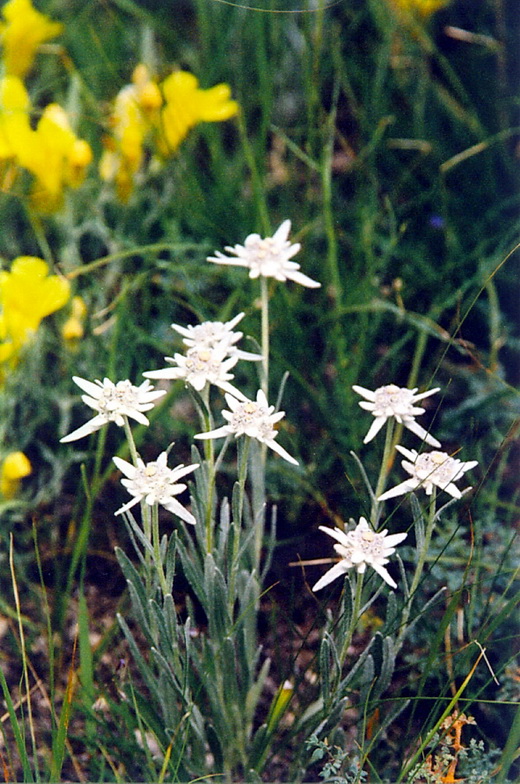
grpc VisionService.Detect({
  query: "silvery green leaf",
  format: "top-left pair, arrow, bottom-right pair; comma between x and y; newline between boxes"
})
117,613 -> 161,702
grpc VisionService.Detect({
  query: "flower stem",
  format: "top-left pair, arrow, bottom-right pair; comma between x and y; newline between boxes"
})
122,416 -> 152,592
229,436 -> 250,613
151,502 -> 169,597
260,276 -> 269,398
198,385 -> 215,554
339,570 -> 364,667
396,489 -> 437,652
371,418 -> 395,526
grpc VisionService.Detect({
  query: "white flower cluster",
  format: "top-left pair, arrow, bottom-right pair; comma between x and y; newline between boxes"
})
60,377 -> 166,443
208,220 -> 321,288
113,452 -> 199,522
352,382 -> 477,500
313,381 -> 478,593
195,390 -> 298,465
143,313 -> 262,400
313,518 -> 407,591
352,383 -> 441,446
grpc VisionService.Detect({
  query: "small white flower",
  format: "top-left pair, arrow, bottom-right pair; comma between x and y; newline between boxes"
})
207,220 -> 321,288
171,312 -> 262,362
352,383 -> 441,446
194,389 -> 298,465
378,446 -> 478,501
143,344 -> 248,401
113,452 -> 199,522
313,517 -> 407,591
60,377 -> 166,443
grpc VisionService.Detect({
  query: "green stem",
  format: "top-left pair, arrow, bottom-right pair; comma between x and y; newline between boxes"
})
198,385 -> 216,554
260,276 -> 269,397
371,419 -> 395,526
339,571 -> 365,667
229,436 -> 251,613
123,417 -> 140,467
122,416 -> 152,593
396,489 -> 437,652
151,502 -> 169,597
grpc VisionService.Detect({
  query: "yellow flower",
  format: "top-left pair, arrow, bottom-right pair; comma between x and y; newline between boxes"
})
0,0 -> 63,78
99,64 -> 162,202
0,451 -> 31,498
0,75 -> 32,160
0,256 -> 70,354
0,77 -> 92,210
62,295 -> 87,345
101,65 -> 238,201
387,0 -> 450,20
158,70 -> 238,155
17,102 -> 92,211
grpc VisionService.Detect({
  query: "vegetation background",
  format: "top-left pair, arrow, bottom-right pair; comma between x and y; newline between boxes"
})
0,0 -> 518,781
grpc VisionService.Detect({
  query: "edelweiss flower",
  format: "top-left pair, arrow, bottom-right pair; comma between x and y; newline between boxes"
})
352,383 -> 441,446
195,390 -> 298,465
207,220 -> 321,288
313,517 -> 407,591
113,452 -> 198,522
143,344 -> 247,400
378,446 -> 478,501
60,377 -> 166,443
171,312 -> 262,362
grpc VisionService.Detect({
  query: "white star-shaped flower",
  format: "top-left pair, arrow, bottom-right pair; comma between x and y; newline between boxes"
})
352,383 -> 441,446
113,452 -> 199,522
378,446 -> 478,501
194,389 -> 298,465
60,377 -> 166,443
171,312 -> 262,362
143,344 -> 247,401
207,220 -> 321,288
313,517 -> 407,591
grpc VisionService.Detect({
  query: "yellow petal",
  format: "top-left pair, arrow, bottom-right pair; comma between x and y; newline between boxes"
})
0,256 -> 70,346
0,0 -> 63,78
2,451 -> 31,480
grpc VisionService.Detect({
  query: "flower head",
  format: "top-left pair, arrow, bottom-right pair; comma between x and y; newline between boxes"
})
158,70 -> 238,155
378,446 -> 478,501
0,79 -> 92,211
143,344 -> 247,401
1,450 -> 31,498
0,257 -> 70,362
195,390 -> 298,465
0,0 -> 63,78
60,377 -> 166,443
387,0 -> 451,21
207,220 -> 321,288
62,296 -> 88,345
171,312 -> 262,362
352,383 -> 441,446
18,102 -> 93,211
0,75 -> 32,159
113,452 -> 199,522
99,64 -> 162,202
313,517 -> 407,591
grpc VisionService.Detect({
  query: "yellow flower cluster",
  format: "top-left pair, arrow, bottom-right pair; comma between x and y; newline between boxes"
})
0,75 -> 93,211
387,0 -> 451,20
0,1 -> 92,211
100,65 -> 239,201
0,256 -> 70,372
0,0 -> 62,78
0,450 -> 31,498
0,1 -> 239,206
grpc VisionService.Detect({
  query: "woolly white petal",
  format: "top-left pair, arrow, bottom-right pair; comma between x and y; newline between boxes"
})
312,561 -> 350,592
